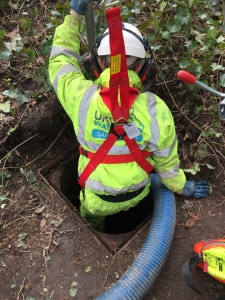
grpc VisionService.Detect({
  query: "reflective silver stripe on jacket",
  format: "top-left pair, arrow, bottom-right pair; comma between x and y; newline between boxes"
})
77,84 -> 101,147
53,64 -> 80,94
156,164 -> 180,179
50,46 -> 80,61
146,91 -> 160,152
154,136 -> 177,157
83,176 -> 149,194
50,45 -> 81,94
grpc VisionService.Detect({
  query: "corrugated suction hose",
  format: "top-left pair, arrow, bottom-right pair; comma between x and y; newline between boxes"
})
96,173 -> 176,300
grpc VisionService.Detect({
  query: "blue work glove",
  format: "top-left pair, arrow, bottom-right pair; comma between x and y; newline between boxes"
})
181,180 -> 211,198
70,0 -> 92,15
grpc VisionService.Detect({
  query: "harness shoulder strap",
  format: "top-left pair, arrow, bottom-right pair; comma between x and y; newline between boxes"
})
78,6 -> 154,189
100,86 -> 139,112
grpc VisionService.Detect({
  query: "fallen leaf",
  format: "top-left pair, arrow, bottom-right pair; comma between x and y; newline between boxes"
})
85,265 -> 92,273
40,219 -> 46,228
185,218 -> 196,228
183,131 -> 192,141
69,281 -> 78,297
182,200 -> 194,210
35,206 -> 45,214
188,212 -> 199,221
14,150 -> 21,157
0,100 -> 11,113
7,27 -> 20,38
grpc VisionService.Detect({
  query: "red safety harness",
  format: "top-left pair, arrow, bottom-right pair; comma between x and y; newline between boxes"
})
78,7 -> 154,189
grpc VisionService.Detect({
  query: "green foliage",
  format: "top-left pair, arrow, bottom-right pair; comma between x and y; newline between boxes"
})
140,0 -> 225,78
20,18 -> 32,33
0,30 -> 6,46
26,170 -> 37,185
0,0 -> 7,9
0,194 -> 8,209
0,169 -> 11,187
17,232 -> 28,248
3,89 -> 31,106
1,1 -> 223,98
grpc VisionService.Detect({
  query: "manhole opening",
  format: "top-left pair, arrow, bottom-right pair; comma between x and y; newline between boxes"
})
42,148 -> 153,251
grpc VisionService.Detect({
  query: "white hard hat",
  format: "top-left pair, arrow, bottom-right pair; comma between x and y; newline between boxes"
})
97,22 -> 146,59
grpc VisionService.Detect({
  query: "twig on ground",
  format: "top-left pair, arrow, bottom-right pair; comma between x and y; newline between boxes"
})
5,215 -> 34,228
100,254 -> 117,293
16,277 -> 25,300
0,134 -> 39,164
0,104 -> 30,145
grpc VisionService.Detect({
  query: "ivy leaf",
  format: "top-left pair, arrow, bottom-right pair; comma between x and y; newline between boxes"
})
39,36 -> 53,56
51,10 -> 61,17
26,170 -> 37,184
159,1 -> 167,11
166,23 -> 181,33
0,29 -> 6,46
210,63 -> 225,71
4,36 -> 23,52
7,125 -> 18,135
176,9 -> 191,25
0,100 -> 11,113
219,74 -> 225,87
3,89 -> 30,106
11,2 -> 19,9
184,162 -> 201,175
0,194 -> 8,209
183,168 -> 198,175
17,232 -> 27,248
207,164 -> 215,170
217,35 -> 225,43
69,281 -> 78,297
20,18 -> 32,33
162,31 -> 170,40
85,265 -> 92,273
0,49 -> 12,61
207,26 -> 218,39
17,240 -> 25,248
19,232 -> 28,240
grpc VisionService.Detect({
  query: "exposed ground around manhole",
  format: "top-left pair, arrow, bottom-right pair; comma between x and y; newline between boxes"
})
1,104 -> 224,299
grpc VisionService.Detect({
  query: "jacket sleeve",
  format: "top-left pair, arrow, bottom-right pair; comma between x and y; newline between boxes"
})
151,96 -> 186,194
48,15 -> 95,130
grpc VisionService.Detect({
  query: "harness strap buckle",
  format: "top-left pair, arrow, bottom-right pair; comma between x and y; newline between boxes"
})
109,123 -> 127,139
100,0 -> 122,15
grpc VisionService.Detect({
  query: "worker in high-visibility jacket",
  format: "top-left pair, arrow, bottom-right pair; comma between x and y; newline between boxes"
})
48,0 -> 211,231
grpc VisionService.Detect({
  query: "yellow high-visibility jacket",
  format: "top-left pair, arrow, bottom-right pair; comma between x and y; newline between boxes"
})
48,15 -> 186,214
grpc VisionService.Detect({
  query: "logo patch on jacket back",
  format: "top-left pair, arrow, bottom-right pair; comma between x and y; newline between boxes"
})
92,107 -> 144,142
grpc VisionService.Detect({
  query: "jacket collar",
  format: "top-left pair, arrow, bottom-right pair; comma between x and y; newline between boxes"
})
94,68 -> 144,92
